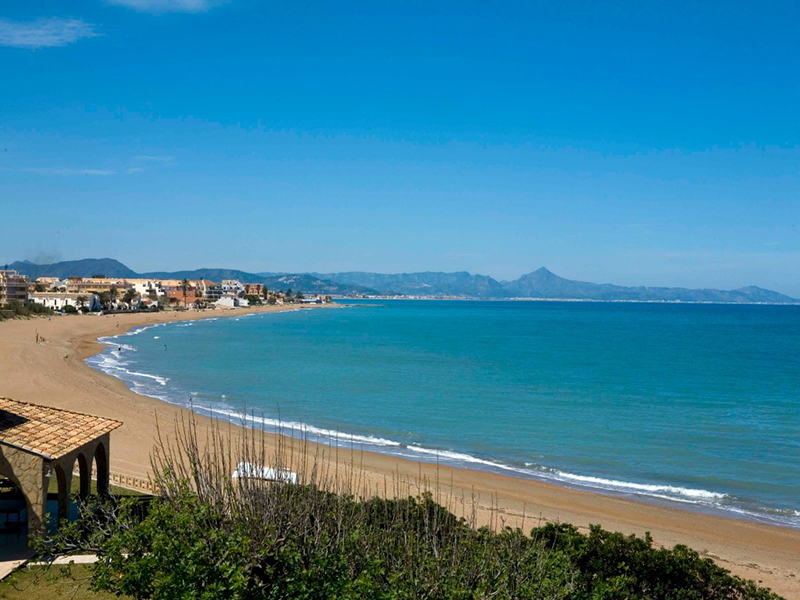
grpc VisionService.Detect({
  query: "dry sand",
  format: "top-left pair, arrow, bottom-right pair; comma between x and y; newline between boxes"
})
1,307 -> 798,598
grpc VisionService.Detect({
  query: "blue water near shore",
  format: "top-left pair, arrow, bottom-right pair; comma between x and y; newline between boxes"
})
87,300 -> 800,528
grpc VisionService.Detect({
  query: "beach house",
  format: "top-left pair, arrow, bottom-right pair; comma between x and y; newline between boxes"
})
0,397 -> 121,535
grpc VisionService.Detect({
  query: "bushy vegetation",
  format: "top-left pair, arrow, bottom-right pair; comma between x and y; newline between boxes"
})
0,301 -> 53,320
41,418 -> 783,600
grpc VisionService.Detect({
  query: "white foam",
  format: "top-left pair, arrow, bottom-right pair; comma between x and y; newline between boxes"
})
203,406 -> 402,448
546,471 -> 726,500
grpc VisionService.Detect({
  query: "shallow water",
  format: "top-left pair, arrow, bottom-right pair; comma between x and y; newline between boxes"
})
88,300 -> 800,528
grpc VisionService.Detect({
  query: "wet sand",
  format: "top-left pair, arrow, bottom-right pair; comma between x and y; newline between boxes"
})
1,307 -> 798,597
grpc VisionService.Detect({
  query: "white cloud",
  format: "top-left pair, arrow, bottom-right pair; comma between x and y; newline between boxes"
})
0,18 -> 98,49
126,155 -> 174,174
105,0 -> 224,13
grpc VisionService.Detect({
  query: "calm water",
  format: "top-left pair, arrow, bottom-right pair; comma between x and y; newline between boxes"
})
88,301 -> 800,528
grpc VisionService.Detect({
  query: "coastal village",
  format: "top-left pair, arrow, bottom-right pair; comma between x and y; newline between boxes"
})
0,269 -> 329,313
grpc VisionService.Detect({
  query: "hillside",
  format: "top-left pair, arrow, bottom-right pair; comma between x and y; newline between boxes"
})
316,267 -> 798,303
501,268 -> 798,303
8,260 -> 377,296
311,271 -> 507,298
7,258 -> 138,279
8,259 -> 797,303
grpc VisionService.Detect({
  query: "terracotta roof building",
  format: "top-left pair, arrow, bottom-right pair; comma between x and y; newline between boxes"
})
0,397 -> 122,534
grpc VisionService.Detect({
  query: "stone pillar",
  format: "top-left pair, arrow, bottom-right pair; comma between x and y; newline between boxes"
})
55,462 -> 73,522
29,465 -> 49,536
95,436 -> 110,497
0,446 -> 47,536
77,453 -> 91,500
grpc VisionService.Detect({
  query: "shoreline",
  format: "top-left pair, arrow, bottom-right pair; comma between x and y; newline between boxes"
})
1,307 -> 798,597
90,317 -> 800,532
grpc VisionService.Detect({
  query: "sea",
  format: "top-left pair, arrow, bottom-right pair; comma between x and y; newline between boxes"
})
87,300 -> 800,529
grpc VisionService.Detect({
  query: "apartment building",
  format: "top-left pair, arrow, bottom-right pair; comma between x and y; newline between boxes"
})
0,270 -> 29,304
66,277 -> 126,294
125,279 -> 167,300
244,283 -> 265,297
221,279 -> 246,296
196,280 -> 223,301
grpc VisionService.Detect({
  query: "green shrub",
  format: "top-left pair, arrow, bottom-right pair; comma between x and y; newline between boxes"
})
1,300 -> 53,318
44,488 -> 783,600
534,523 -> 782,600
40,419 -> 784,600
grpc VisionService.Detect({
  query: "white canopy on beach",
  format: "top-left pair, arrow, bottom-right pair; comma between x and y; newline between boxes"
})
231,462 -> 298,484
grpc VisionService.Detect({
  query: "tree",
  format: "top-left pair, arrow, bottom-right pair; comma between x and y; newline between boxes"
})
109,286 -> 119,308
76,295 -> 88,310
97,291 -> 111,310
122,290 -> 138,309
33,282 -> 45,292
181,279 -> 190,307
91,274 -> 106,278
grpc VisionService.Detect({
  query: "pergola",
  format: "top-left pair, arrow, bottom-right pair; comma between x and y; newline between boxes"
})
0,397 -> 122,534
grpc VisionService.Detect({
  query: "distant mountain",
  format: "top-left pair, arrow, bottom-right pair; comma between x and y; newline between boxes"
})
8,259 -> 797,303
502,268 -> 798,303
315,267 -> 798,303
311,271 -> 507,298
9,260 -> 378,296
141,268 -> 269,283
7,258 -> 139,279
141,269 -> 378,296
262,273 -> 378,296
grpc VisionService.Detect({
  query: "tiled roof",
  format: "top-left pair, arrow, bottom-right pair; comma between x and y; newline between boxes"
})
0,397 -> 122,460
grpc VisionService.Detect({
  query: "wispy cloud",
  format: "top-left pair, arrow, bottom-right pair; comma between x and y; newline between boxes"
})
127,155 -> 174,174
105,0 -> 225,13
1,155 -> 174,177
0,167 -> 114,176
133,155 -> 174,164
0,18 -> 99,49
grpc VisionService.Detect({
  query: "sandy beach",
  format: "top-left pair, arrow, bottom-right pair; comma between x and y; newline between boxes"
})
1,307 -> 798,598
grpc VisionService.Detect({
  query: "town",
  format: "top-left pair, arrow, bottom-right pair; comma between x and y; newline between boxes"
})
0,269 -> 329,314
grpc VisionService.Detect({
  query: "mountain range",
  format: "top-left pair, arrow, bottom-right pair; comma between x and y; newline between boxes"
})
6,259 -> 797,303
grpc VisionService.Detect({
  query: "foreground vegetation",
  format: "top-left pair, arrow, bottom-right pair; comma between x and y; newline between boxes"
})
0,301 -> 52,320
36,418 -> 782,600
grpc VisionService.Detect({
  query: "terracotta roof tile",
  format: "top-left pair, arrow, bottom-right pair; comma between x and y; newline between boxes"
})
0,397 -> 122,460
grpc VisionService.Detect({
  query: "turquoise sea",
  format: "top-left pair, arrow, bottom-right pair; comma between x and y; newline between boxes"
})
88,300 -> 800,528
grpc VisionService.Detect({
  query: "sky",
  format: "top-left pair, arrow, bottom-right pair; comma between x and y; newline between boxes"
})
1,1 -> 798,295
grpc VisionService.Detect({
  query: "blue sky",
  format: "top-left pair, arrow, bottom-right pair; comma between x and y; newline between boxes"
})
1,1 -> 798,294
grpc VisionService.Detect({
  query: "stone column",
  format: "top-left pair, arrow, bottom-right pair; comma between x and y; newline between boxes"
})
96,435 -> 110,497
77,453 -> 91,500
0,448 -> 47,536
55,462 -> 73,522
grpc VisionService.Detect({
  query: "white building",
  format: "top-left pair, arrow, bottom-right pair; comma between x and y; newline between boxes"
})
214,295 -> 249,308
196,280 -> 223,301
29,292 -> 102,311
125,279 -> 166,300
221,280 -> 246,296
